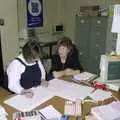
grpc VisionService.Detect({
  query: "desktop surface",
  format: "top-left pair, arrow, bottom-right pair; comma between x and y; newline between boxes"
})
0,77 -> 120,120
0,87 -> 77,120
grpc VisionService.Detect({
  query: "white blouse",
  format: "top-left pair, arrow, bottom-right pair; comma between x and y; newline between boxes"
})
7,54 -> 45,94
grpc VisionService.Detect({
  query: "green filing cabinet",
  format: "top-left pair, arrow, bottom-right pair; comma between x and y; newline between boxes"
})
75,15 -> 108,74
75,16 -> 91,72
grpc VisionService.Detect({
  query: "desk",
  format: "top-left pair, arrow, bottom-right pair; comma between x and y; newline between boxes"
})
0,78 -> 120,120
0,87 -> 77,120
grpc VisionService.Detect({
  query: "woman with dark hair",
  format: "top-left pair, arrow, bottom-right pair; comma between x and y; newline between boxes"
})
49,36 -> 83,79
5,39 -> 48,97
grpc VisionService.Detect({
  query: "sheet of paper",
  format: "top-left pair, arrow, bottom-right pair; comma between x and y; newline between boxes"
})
39,105 -> 62,119
0,116 -> 7,120
4,87 -> 55,112
89,89 -> 112,101
4,79 -> 94,112
91,102 -> 120,120
86,114 -> 97,120
111,5 -> 120,33
110,101 -> 120,112
46,79 -> 94,101
0,105 -> 8,120
73,72 -> 97,81
0,105 -> 8,116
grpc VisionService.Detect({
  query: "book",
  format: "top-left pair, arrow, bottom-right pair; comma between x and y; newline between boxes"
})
73,72 -> 97,82
91,101 -> 120,120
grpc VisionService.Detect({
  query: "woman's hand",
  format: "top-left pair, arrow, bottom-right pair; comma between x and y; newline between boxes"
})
65,69 -> 80,76
53,71 -> 65,78
41,80 -> 48,87
64,68 -> 74,76
21,89 -> 34,98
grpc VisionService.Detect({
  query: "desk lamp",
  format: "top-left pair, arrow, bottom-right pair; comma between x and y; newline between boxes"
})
111,4 -> 120,55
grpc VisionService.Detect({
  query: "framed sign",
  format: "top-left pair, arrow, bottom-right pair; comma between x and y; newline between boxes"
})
26,0 -> 43,28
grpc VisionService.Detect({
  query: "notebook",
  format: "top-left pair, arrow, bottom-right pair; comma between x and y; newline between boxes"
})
73,72 -> 97,82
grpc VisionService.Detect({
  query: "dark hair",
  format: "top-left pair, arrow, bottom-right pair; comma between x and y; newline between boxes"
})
57,36 -> 73,55
22,39 -> 42,62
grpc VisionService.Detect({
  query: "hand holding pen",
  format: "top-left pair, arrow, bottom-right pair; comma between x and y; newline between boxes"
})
21,89 -> 34,98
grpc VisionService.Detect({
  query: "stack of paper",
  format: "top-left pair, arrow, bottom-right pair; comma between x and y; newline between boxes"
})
91,101 -> 120,120
0,105 -> 8,120
89,89 -> 112,101
39,105 -> 62,119
73,72 -> 97,81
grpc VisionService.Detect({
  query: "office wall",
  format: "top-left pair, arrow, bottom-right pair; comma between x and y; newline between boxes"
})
0,0 -> 65,70
18,0 -> 62,34
0,0 -> 120,70
64,0 -> 120,40
0,0 -> 19,70
35,0 -> 66,35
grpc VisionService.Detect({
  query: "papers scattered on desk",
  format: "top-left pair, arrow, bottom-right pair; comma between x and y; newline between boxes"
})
39,105 -> 62,119
89,89 -> 112,101
0,105 -> 8,120
85,114 -> 97,120
46,79 -> 94,101
4,79 -> 94,112
73,72 -> 97,81
91,101 -> 120,120
4,87 -> 54,112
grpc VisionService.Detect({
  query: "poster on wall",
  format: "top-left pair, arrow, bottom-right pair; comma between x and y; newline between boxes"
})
26,0 -> 43,28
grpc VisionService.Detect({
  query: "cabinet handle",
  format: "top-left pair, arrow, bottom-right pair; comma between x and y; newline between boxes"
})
95,44 -> 98,47
97,20 -> 101,23
95,56 -> 98,59
112,33 -> 117,39
100,39 -> 103,42
79,52 -> 83,55
96,32 -> 100,35
80,19 -> 85,23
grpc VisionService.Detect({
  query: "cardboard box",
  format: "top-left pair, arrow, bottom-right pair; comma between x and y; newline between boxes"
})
79,11 -> 98,16
80,5 -> 100,12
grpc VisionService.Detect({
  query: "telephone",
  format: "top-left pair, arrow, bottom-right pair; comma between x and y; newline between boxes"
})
64,99 -> 81,116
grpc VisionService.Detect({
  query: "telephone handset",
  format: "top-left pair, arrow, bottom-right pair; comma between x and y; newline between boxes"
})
64,99 -> 81,116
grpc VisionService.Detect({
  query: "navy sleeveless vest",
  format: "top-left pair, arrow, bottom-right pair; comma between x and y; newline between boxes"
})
16,58 -> 41,89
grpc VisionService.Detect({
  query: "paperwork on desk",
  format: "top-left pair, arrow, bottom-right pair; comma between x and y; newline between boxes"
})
39,105 -> 62,119
0,105 -> 8,120
4,87 -> 54,112
46,79 -> 94,101
4,79 -> 94,112
91,101 -> 120,120
89,89 -> 112,101
73,72 -> 97,81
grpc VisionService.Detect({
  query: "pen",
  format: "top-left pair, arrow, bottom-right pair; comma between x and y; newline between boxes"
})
91,88 -> 97,93
39,111 -> 47,120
